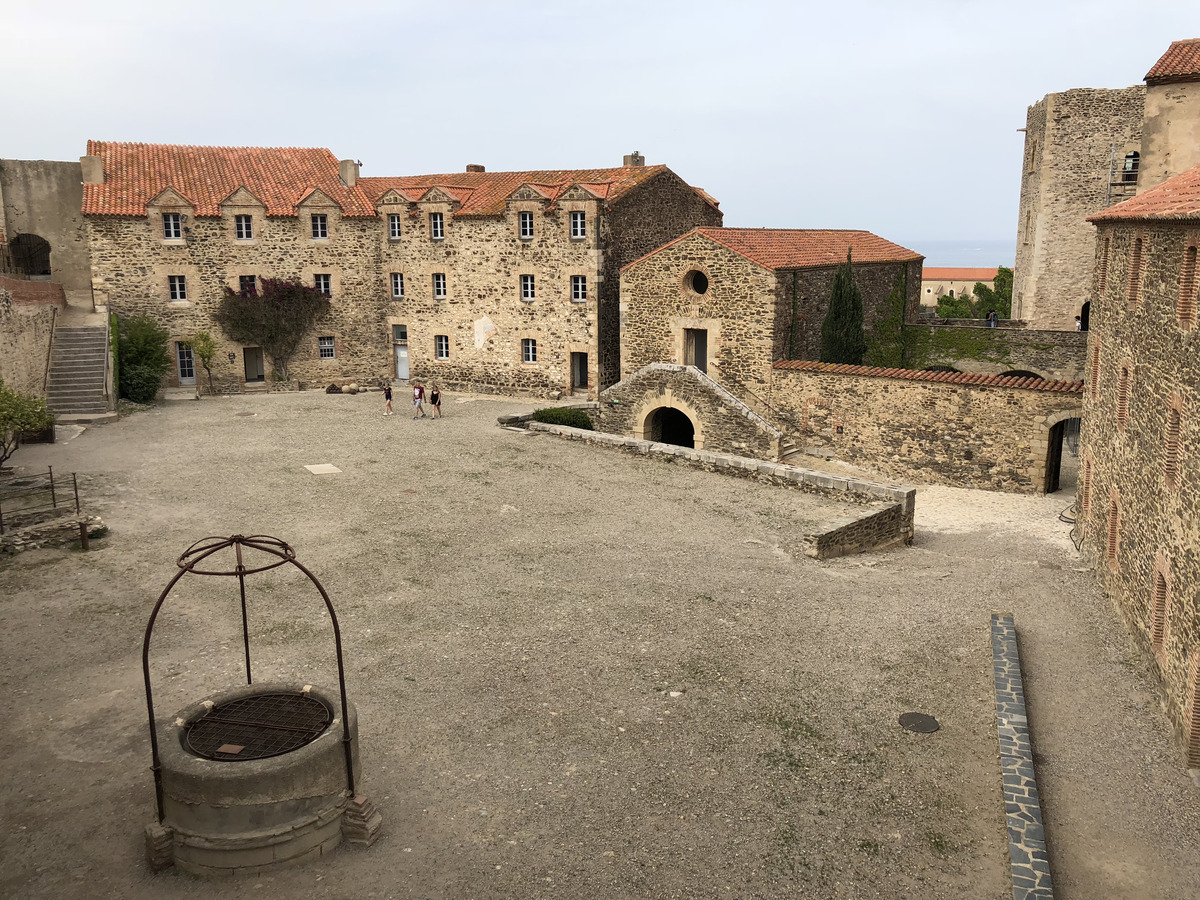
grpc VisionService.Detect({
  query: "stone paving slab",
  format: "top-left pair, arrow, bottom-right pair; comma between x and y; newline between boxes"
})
992,613 -> 1055,900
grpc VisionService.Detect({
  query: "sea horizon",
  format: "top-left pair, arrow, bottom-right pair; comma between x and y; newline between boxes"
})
900,238 -> 1016,269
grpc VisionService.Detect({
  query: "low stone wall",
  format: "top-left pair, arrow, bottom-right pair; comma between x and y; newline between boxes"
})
0,285 -> 58,397
523,420 -> 915,558
913,322 -> 1087,381
769,362 -> 1084,493
0,275 -> 67,307
597,363 -> 782,459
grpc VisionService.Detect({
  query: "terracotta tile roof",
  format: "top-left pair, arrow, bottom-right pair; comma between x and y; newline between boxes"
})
772,360 -> 1084,393
922,267 -> 999,281
1145,38 -> 1200,85
358,165 -> 672,217
624,227 -> 922,273
1088,162 -> 1200,223
83,141 -> 377,217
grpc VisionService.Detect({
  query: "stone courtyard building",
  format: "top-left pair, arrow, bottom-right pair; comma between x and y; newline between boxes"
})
1082,162 -> 1200,767
1014,38 -> 1200,331
619,227 -> 923,398
82,143 -> 720,396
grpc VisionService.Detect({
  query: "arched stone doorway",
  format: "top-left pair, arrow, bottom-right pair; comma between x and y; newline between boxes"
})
1043,413 -> 1082,493
646,407 -> 696,448
10,233 -> 52,278
1080,301 -> 1090,332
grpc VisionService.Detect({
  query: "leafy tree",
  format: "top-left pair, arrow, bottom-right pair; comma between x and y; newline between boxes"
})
865,272 -> 912,368
973,265 -> 1013,319
934,293 -> 979,319
0,379 -> 54,467
820,250 -> 867,365
213,278 -> 330,381
185,331 -> 218,394
118,314 -> 172,404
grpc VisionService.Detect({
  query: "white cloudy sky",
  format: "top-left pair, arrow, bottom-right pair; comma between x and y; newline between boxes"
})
3,0 -> 1198,257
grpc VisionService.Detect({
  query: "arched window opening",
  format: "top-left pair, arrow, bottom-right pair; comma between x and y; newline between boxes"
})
10,233 -> 51,278
998,370 -> 1044,381
1150,569 -> 1170,650
1080,300 -> 1091,332
1121,151 -> 1140,183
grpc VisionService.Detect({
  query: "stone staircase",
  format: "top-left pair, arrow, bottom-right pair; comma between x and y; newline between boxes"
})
46,325 -> 112,420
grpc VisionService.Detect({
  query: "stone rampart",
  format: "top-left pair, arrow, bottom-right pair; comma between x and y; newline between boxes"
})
914,323 -> 1088,381
0,285 -> 58,396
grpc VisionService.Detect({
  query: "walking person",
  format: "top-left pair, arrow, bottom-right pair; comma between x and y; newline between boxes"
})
412,381 -> 427,419
429,383 -> 442,419
383,383 -> 393,416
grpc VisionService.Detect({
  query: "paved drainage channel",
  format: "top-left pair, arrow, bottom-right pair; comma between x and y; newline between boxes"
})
991,613 -> 1054,900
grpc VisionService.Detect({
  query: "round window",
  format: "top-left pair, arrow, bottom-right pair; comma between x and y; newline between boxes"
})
687,271 -> 709,295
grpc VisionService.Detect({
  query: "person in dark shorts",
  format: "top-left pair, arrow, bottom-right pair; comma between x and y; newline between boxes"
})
383,383 -> 393,416
429,384 -> 442,418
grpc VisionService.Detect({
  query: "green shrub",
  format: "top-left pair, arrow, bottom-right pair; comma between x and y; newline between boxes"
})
0,379 -> 54,467
531,407 -> 594,430
119,364 -> 165,404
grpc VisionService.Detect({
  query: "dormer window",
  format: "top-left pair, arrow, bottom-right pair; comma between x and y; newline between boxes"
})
312,214 -> 328,239
388,214 -> 402,240
519,211 -> 534,240
570,211 -> 586,240
163,213 -> 182,239
430,212 -> 444,241
235,215 -> 253,240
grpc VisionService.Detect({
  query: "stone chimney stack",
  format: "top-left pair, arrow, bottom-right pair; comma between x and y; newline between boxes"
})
339,159 -> 360,187
466,164 -> 485,173
623,151 -> 645,167
80,155 -> 104,185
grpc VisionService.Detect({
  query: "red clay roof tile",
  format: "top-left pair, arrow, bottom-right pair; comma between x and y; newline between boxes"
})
1145,38 -> 1200,85
83,141 -> 377,217
771,360 -> 1083,393
922,267 -> 999,281
1088,162 -> 1200,223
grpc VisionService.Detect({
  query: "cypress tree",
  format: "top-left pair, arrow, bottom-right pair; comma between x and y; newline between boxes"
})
820,249 -> 867,364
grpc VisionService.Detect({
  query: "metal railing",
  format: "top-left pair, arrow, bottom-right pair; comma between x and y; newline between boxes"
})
0,467 -> 80,535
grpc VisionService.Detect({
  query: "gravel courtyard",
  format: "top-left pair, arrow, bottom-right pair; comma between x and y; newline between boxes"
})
1,390 -> 1198,900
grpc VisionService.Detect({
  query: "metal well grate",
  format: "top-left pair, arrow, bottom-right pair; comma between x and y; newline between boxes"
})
185,692 -> 332,761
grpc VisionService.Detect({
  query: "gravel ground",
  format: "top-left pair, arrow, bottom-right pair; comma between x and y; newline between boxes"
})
1,390 -> 1197,900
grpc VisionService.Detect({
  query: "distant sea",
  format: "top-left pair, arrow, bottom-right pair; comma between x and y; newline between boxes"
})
899,238 -> 1015,269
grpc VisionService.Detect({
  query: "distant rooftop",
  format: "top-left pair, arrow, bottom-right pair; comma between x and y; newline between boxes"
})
922,267 -> 999,282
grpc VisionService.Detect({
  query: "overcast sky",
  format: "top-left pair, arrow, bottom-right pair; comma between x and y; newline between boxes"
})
3,0 -> 1198,259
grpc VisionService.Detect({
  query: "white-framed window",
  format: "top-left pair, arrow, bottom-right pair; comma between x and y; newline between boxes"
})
239,274 -> 257,294
430,212 -> 444,240
312,214 -> 328,239
522,338 -> 537,363
168,274 -> 187,301
519,211 -> 534,240
318,336 -> 335,360
435,334 -> 449,359
163,213 -> 182,239
314,273 -> 332,295
235,214 -> 253,240
571,275 -> 587,302
520,274 -> 535,301
433,273 -> 447,298
570,211 -> 586,240
388,213 -> 402,240
391,272 -> 405,298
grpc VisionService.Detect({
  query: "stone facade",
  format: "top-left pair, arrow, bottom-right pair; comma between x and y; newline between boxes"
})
0,159 -> 93,309
1078,214 -> 1200,767
767,362 -> 1083,494
0,278 -> 63,397
1013,86 -> 1146,330
620,229 -> 922,397
597,363 -> 782,460
916,323 -> 1088,381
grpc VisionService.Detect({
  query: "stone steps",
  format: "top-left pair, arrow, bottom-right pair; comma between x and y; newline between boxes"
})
46,325 -> 110,416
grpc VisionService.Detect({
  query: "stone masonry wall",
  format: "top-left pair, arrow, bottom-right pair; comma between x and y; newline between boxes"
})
0,285 -> 59,397
602,171 -> 723,389
1079,220 -> 1200,765
768,367 -> 1083,493
1013,87 -> 1145,330
88,212 -> 389,391
597,363 -> 781,460
916,323 -> 1088,381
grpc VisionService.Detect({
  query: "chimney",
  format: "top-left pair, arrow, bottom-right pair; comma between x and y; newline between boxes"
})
466,164 -> 485,173
80,155 -> 104,185
339,159 -> 360,187
623,151 -> 645,167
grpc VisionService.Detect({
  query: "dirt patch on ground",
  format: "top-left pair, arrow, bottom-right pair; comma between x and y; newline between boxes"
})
1,390 -> 1196,900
